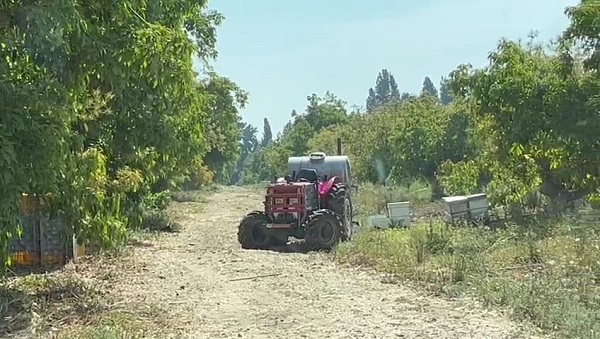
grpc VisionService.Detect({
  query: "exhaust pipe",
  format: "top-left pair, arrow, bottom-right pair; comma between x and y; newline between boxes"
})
336,138 -> 342,155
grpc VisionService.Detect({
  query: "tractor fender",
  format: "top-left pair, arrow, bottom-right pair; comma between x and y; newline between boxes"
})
318,176 -> 340,197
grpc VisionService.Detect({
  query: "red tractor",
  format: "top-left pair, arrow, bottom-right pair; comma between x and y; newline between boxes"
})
238,142 -> 355,251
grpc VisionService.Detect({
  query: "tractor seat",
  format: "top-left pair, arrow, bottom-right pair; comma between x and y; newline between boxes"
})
295,168 -> 319,183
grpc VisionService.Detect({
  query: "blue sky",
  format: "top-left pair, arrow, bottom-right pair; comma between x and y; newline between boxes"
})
202,0 -> 578,135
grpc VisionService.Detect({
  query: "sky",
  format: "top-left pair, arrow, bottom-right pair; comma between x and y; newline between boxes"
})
200,0 -> 579,135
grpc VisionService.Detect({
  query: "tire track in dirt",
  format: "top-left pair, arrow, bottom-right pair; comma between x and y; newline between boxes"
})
115,186 -> 538,339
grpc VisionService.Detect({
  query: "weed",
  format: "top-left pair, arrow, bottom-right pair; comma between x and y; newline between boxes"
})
0,252 -> 172,338
336,219 -> 600,338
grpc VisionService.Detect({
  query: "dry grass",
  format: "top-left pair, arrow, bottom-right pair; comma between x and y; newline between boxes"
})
0,244 -> 173,338
339,183 -> 600,338
1,188 -> 219,338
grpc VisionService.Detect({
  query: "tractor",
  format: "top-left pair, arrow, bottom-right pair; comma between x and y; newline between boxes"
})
238,139 -> 355,251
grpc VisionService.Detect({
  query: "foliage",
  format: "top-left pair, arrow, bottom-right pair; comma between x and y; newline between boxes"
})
261,118 -> 273,147
442,34 -> 599,206
0,1 -> 243,269
235,92 -> 349,184
438,76 -> 454,105
235,1 -> 599,214
420,76 -> 438,99
366,69 -> 401,112
198,74 -> 246,183
352,181 -> 432,218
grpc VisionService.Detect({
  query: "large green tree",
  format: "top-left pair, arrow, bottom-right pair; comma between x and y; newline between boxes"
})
200,74 -> 246,183
440,35 -> 599,206
0,0 -> 242,266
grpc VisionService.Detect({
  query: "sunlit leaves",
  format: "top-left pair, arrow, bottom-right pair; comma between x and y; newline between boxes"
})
0,0 -> 236,267
440,31 -> 600,205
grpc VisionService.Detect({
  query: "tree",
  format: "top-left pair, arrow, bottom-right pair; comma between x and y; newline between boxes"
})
366,88 -> 377,112
261,118 -> 273,147
304,92 -> 348,132
439,76 -> 453,105
442,37 -> 599,206
200,75 -> 247,183
0,0 -> 239,266
229,121 -> 258,185
400,92 -> 415,102
366,69 -> 401,111
237,0 -> 600,216
421,76 -> 439,99
240,122 -> 259,157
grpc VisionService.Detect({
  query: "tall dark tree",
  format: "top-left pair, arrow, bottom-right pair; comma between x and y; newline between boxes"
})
389,76 -> 400,102
240,122 -> 259,157
261,117 -> 273,147
421,76 -> 439,99
366,88 -> 377,112
439,76 -> 453,105
366,69 -> 401,112
229,121 -> 258,184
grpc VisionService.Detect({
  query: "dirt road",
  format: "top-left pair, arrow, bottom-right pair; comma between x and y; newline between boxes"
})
115,186 -> 534,339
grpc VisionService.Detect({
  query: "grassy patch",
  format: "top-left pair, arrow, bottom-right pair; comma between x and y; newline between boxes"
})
55,306 -> 171,339
1,252 -> 170,338
335,220 -> 600,338
243,182 -> 270,192
171,185 -> 217,203
139,188 -> 216,233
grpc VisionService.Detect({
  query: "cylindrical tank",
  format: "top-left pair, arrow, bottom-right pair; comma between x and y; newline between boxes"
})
287,152 -> 353,185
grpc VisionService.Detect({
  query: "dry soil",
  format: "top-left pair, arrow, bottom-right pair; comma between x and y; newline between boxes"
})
113,186 -> 538,339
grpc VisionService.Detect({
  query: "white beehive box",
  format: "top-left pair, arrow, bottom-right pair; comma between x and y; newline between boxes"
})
367,215 -> 391,229
387,201 -> 411,227
442,195 -> 469,222
467,193 -> 489,219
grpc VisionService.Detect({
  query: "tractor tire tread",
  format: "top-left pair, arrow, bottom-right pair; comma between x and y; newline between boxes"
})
304,209 -> 343,251
238,211 -> 270,249
325,184 -> 353,241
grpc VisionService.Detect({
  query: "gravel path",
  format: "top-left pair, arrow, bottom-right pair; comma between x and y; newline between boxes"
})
114,186 -> 536,339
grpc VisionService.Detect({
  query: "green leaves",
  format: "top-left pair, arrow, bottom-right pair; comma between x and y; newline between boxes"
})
0,0 -> 239,268
438,27 -> 600,206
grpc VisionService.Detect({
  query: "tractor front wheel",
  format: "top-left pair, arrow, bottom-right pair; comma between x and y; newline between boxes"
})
238,211 -> 271,249
304,210 -> 342,251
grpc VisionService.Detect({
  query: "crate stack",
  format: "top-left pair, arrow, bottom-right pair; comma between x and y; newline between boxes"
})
8,193 -> 85,268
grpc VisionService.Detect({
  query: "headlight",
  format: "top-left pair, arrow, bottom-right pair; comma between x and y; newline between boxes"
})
275,198 -> 284,204
289,198 -> 298,204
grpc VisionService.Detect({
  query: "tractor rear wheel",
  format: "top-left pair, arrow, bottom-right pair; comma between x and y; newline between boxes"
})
304,209 -> 342,251
238,211 -> 270,249
325,184 -> 353,241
